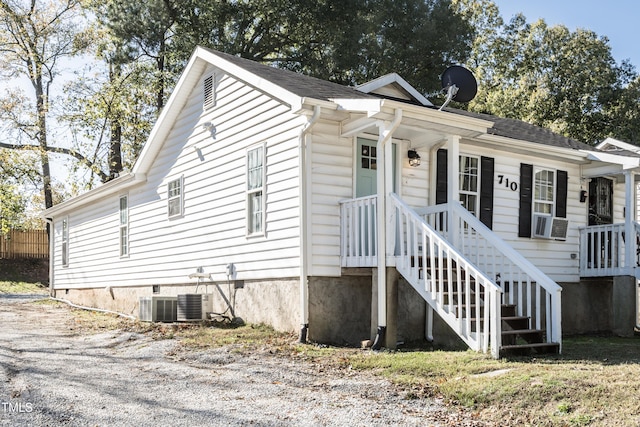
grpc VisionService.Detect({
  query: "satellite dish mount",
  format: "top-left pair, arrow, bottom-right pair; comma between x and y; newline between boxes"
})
438,65 -> 477,111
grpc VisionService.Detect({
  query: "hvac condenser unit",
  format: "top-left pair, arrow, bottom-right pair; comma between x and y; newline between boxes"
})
532,214 -> 569,240
177,294 -> 213,321
139,296 -> 178,322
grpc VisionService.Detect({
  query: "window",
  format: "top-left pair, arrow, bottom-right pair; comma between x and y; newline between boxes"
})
459,155 -> 479,216
119,196 -> 129,257
533,168 -> 555,216
203,74 -> 215,110
61,217 -> 69,267
167,177 -> 183,218
360,143 -> 377,170
247,145 -> 265,235
518,163 -> 568,238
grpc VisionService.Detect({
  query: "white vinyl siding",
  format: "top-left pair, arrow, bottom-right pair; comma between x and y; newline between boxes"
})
119,195 -> 129,257
51,68 -> 303,289
167,176 -> 183,218
455,143 -> 584,283
247,145 -> 265,236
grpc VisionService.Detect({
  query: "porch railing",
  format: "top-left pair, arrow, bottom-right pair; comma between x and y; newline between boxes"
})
391,194 -> 502,357
416,201 -> 562,350
579,223 -> 639,277
340,195 -> 377,267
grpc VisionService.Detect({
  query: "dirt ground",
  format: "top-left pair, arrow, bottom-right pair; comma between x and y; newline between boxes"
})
0,295 -> 487,427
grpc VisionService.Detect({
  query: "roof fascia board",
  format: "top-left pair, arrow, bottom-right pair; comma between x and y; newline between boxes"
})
332,98 -> 493,135
132,49 -> 207,175
477,133 -> 591,163
596,137 -> 640,153
580,149 -> 640,170
43,173 -> 146,218
355,73 -> 433,106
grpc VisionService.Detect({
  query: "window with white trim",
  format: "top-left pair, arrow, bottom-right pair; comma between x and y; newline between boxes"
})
533,168 -> 555,216
167,176 -> 184,218
61,217 -> 69,267
119,195 -> 129,257
459,155 -> 479,216
247,145 -> 265,235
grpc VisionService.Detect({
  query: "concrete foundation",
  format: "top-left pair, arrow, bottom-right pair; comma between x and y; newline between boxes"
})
54,278 -> 301,333
307,275 -> 371,346
54,272 -> 637,348
561,277 -> 636,337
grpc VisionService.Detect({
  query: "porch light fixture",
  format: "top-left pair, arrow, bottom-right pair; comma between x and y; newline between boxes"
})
408,149 -> 421,167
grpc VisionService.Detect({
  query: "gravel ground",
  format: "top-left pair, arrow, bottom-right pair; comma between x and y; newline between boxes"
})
0,295 -> 487,426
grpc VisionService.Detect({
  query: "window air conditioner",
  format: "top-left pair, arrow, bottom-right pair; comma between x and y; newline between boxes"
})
139,296 -> 178,322
532,214 -> 569,240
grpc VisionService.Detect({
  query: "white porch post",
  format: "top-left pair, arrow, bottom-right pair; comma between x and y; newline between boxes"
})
447,135 -> 461,243
372,109 -> 402,349
624,170 -> 634,272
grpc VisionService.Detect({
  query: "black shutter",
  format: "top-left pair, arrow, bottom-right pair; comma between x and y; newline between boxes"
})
555,170 -> 568,218
519,163 -> 533,237
479,156 -> 494,229
436,149 -> 447,204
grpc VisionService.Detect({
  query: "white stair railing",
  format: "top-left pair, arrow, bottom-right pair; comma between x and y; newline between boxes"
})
390,194 -> 502,358
417,201 -> 562,350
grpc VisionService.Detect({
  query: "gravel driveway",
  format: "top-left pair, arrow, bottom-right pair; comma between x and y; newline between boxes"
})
0,295 -> 485,426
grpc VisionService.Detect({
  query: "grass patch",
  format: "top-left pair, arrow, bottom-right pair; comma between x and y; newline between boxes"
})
37,299 -> 640,426
0,280 -> 48,294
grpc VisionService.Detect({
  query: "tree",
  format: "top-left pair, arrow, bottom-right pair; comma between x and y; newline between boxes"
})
457,2 -> 639,144
0,149 -> 40,233
0,0 -> 89,209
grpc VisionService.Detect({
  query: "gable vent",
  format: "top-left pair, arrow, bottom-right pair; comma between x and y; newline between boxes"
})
203,74 -> 215,110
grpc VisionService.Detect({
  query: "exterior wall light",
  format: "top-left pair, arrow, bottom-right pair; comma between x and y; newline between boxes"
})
408,149 -> 421,167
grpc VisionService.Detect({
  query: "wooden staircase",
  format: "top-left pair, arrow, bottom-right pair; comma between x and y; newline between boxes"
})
499,304 -> 560,356
413,258 -> 560,357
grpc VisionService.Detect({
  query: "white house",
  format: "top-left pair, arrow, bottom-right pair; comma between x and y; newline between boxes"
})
44,47 -> 640,358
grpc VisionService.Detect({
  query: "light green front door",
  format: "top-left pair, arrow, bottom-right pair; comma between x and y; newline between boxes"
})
356,137 -> 397,197
356,138 -> 378,197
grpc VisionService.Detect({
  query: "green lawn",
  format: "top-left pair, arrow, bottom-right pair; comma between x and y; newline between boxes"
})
0,280 -> 48,294
3,279 -> 638,426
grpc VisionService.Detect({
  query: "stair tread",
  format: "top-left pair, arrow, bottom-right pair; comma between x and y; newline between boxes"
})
500,342 -> 559,350
501,329 -> 544,335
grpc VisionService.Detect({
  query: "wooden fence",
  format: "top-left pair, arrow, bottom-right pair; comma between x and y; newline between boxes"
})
0,229 -> 49,259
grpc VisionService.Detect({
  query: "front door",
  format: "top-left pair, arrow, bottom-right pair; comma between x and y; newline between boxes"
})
356,137 -> 396,197
588,177 -> 613,226
588,177 -> 614,268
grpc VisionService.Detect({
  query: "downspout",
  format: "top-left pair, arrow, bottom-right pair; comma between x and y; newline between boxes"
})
372,109 -> 403,350
298,105 -> 321,343
624,170 -> 634,273
44,217 -> 54,297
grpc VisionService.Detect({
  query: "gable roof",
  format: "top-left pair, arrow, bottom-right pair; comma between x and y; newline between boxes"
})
202,48 -> 377,102
44,47 -> 618,217
206,48 -> 597,152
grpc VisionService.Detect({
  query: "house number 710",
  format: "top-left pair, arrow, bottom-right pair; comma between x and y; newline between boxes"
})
497,175 -> 518,191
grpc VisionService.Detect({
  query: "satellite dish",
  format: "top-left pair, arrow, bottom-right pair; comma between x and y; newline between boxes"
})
439,65 -> 477,110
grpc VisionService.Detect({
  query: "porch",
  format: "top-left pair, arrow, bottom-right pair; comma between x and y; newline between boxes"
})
340,194 -> 564,358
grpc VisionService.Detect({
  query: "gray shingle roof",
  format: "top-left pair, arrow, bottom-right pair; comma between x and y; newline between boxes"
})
206,48 -> 596,151
206,48 -> 376,101
443,108 -> 596,151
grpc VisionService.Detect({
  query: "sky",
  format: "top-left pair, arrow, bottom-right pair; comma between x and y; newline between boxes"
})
492,0 -> 640,68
